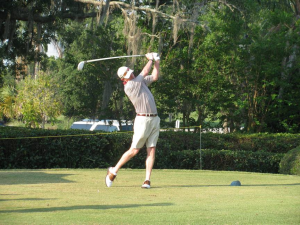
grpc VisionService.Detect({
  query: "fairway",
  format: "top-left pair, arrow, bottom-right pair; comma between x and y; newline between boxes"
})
0,169 -> 299,225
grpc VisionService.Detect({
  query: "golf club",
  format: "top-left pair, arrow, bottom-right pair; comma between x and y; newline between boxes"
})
77,55 -> 144,71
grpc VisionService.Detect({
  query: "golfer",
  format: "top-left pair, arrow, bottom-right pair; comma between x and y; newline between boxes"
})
105,52 -> 160,189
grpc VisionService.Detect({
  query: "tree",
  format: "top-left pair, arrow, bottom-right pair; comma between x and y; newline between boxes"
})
0,0 -> 194,80
2,0 -> 300,133
16,72 -> 62,128
0,0 -> 106,80
231,0 -> 300,132
54,18 -> 130,120
0,85 -> 17,120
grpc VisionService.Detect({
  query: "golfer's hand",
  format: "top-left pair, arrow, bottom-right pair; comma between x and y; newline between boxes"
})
152,53 -> 160,61
146,53 -> 154,61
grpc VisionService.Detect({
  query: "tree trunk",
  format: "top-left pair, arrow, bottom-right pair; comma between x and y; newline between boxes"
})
278,44 -> 298,99
100,81 -> 112,117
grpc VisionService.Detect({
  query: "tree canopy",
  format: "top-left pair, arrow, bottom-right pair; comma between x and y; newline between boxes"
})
1,0 -> 300,132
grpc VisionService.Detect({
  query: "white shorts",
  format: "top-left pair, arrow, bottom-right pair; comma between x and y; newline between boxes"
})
131,116 -> 160,149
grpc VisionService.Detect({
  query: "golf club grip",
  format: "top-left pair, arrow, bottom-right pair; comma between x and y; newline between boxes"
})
86,55 -> 144,63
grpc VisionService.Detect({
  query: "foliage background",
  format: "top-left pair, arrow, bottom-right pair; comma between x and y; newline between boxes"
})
1,0 -> 300,133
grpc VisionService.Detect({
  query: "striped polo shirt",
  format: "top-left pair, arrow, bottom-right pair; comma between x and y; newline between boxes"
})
124,74 -> 157,114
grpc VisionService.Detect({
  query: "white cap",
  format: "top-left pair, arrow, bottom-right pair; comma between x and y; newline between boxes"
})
117,66 -> 133,79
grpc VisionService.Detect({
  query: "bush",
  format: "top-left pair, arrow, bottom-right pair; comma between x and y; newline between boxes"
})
279,146 -> 300,176
112,148 -> 283,173
0,127 -> 296,173
158,132 -> 300,153
0,127 -> 132,169
201,149 -> 283,173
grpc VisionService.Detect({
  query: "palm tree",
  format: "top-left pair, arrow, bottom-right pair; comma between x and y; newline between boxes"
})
0,85 -> 17,120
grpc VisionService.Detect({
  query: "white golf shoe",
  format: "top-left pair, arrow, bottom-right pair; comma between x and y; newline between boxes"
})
105,167 -> 117,187
141,180 -> 151,189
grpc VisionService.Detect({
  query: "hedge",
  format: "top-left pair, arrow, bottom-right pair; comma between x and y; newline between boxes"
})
0,129 -> 130,169
126,148 -> 283,174
1,127 -> 300,153
279,146 -> 300,176
0,127 -> 297,172
158,132 -> 300,153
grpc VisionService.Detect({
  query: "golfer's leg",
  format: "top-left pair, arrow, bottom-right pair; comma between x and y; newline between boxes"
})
145,147 -> 156,181
114,148 -> 140,173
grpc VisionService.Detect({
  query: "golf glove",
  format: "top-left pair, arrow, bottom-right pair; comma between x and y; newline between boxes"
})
152,53 -> 160,61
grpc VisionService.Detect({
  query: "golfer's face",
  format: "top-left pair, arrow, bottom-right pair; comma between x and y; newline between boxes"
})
123,69 -> 134,80
129,73 -> 135,79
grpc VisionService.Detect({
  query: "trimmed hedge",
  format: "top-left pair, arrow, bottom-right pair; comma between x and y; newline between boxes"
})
1,127 -> 300,153
0,128 -> 131,169
126,148 -> 283,173
159,132 -> 300,153
0,127 -> 298,173
279,146 -> 300,176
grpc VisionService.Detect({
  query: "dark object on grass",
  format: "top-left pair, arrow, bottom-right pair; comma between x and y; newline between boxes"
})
230,180 -> 241,186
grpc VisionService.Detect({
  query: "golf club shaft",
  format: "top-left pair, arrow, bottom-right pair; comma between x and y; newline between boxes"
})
85,55 -> 144,63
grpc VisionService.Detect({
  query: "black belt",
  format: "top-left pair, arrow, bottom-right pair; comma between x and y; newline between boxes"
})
137,113 -> 158,117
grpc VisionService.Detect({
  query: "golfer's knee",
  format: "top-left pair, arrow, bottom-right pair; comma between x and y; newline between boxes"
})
147,147 -> 156,156
128,148 -> 140,157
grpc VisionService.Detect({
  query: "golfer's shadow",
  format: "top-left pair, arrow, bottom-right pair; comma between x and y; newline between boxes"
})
0,172 -> 74,185
116,182 -> 300,188
154,183 -> 300,188
0,203 -> 173,213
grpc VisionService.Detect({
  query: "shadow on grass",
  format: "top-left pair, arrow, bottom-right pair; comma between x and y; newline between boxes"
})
0,198 -> 56,202
152,183 -> 300,188
0,203 -> 173,213
241,183 -> 300,186
0,172 -> 75,185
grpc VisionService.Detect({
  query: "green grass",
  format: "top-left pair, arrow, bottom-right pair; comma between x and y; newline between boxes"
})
0,169 -> 299,224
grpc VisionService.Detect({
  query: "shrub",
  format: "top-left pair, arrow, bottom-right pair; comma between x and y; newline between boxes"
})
114,148 -> 283,173
0,127 -> 295,173
158,132 -> 300,153
0,127 -> 132,169
279,146 -> 300,176
201,149 -> 283,173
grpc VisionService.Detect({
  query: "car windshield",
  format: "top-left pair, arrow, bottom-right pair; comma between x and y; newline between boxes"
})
94,125 -> 118,132
121,125 -> 133,131
82,119 -> 99,122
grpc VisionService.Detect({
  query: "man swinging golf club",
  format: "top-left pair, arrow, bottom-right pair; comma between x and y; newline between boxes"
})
105,52 -> 160,189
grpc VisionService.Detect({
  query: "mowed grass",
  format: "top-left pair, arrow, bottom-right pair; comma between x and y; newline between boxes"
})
0,169 -> 299,225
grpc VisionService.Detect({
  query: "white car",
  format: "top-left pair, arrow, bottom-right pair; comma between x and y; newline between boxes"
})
70,119 -> 133,132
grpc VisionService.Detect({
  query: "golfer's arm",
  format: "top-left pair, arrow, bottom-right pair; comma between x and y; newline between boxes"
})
151,60 -> 159,81
141,60 -> 153,77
